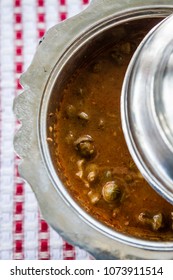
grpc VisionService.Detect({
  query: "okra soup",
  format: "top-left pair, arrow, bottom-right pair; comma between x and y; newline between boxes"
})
48,19 -> 173,241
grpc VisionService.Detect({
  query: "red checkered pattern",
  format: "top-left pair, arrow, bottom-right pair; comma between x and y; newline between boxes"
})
37,0 -> 45,38
36,0 -> 50,260
63,241 -> 76,260
59,0 -> 67,21
0,0 -> 91,260
38,217 -> 50,260
13,0 -> 24,260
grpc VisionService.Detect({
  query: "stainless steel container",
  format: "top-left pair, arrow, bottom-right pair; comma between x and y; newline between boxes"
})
121,13 -> 173,204
14,0 -> 173,259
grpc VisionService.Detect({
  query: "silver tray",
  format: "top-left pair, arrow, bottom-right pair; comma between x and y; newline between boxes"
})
14,0 -> 173,259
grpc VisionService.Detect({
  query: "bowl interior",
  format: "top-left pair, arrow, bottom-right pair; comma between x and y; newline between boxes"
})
39,8 -> 173,249
46,16 -> 161,169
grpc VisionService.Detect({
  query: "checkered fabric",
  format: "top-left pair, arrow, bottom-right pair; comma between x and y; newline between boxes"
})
0,0 -> 92,260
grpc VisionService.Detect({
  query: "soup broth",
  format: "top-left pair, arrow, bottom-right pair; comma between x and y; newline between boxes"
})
51,19 -> 173,240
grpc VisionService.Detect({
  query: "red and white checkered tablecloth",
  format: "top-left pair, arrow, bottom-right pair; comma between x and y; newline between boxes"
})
0,0 -> 92,260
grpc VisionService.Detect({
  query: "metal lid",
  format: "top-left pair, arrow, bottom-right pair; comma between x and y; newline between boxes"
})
121,14 -> 173,204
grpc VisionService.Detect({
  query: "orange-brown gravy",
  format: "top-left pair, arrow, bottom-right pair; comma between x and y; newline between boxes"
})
52,19 -> 173,240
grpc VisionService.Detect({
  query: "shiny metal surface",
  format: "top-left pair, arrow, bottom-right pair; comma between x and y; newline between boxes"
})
13,0 -> 173,259
121,14 -> 173,204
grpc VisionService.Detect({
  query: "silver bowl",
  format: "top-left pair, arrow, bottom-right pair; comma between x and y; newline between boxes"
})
14,0 -> 173,259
